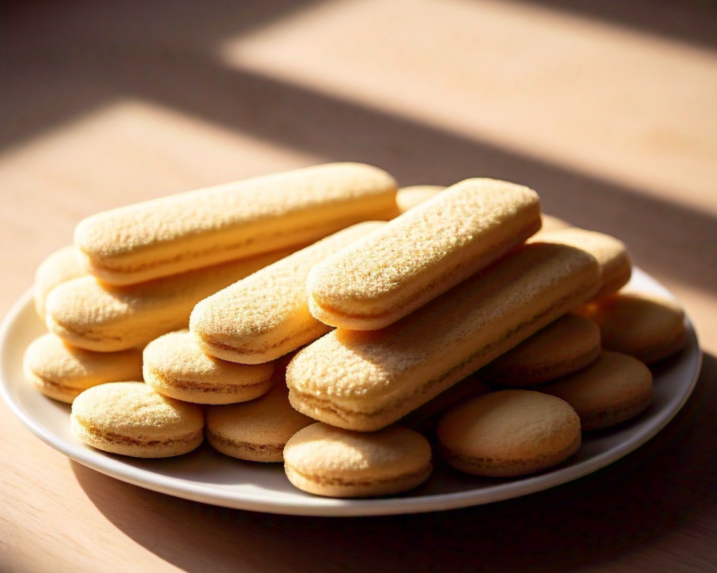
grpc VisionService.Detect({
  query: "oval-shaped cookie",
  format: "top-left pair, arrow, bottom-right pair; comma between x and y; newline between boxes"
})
206,380 -> 313,462
143,330 -> 274,404
24,333 -> 143,403
581,293 -> 687,364
540,351 -> 653,430
71,382 -> 204,458
284,423 -> 432,497
437,390 -> 581,477
487,313 -> 600,386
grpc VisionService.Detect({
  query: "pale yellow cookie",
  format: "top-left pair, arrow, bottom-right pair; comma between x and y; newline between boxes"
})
24,333 -> 143,403
437,390 -> 581,477
190,222 -> 385,365
206,378 -> 313,462
401,372 -> 491,435
143,330 -> 274,404
308,178 -> 541,330
540,351 -> 653,430
71,382 -> 204,458
76,163 -> 399,285
288,242 -> 600,431
34,246 -> 86,319
531,228 -> 631,299
46,250 -> 289,352
284,423 -> 432,497
486,313 -> 601,386
581,293 -> 687,364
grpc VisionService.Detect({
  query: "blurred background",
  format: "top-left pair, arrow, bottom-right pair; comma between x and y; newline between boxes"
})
2,2 -> 717,571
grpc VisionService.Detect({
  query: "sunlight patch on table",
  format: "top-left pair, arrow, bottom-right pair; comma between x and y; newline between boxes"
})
219,0 -> 717,216
0,98 -> 320,300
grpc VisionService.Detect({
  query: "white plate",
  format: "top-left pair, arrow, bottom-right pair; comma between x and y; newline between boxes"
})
0,269 -> 701,516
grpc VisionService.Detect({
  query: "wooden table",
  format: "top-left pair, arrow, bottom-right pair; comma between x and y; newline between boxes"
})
2,1 -> 716,571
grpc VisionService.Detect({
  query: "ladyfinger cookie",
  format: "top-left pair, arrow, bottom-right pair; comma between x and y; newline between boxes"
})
396,184 -> 570,232
34,246 -> 86,319
530,228 -> 631,299
76,163 -> 398,285
191,222 -> 386,365
287,242 -> 600,431
143,330 -> 274,404
307,178 -> 542,330
46,250 -> 290,352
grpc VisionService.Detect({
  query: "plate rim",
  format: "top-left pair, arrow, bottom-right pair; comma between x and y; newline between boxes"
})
0,270 -> 702,516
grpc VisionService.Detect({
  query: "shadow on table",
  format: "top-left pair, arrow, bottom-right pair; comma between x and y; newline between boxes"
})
72,353 -> 717,573
521,0 -> 717,51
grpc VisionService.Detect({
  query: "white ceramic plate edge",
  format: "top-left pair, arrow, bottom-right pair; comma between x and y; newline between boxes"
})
0,269 -> 702,516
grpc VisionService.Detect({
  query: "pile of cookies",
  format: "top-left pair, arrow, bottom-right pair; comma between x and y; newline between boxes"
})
24,162 -> 688,498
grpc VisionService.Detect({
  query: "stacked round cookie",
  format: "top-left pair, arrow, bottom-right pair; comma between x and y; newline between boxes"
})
26,163 -> 687,497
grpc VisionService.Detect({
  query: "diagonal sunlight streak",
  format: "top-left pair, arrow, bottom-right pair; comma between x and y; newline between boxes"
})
218,0 -> 717,216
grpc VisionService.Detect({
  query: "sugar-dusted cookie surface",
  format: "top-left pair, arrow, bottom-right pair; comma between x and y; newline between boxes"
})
308,178 -> 542,330
191,222 -> 385,365
71,382 -> 204,458
24,333 -> 143,403
46,250 -> 289,352
283,423 -> 432,497
76,163 -> 399,285
288,242 -> 600,431
394,186 -> 570,236
540,351 -> 653,430
143,330 -> 274,404
437,390 -> 581,477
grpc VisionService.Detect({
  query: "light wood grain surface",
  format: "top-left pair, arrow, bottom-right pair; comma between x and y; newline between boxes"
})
2,1 -> 716,571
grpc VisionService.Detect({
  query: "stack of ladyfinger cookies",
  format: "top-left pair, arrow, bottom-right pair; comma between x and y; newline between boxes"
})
25,162 -> 688,498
